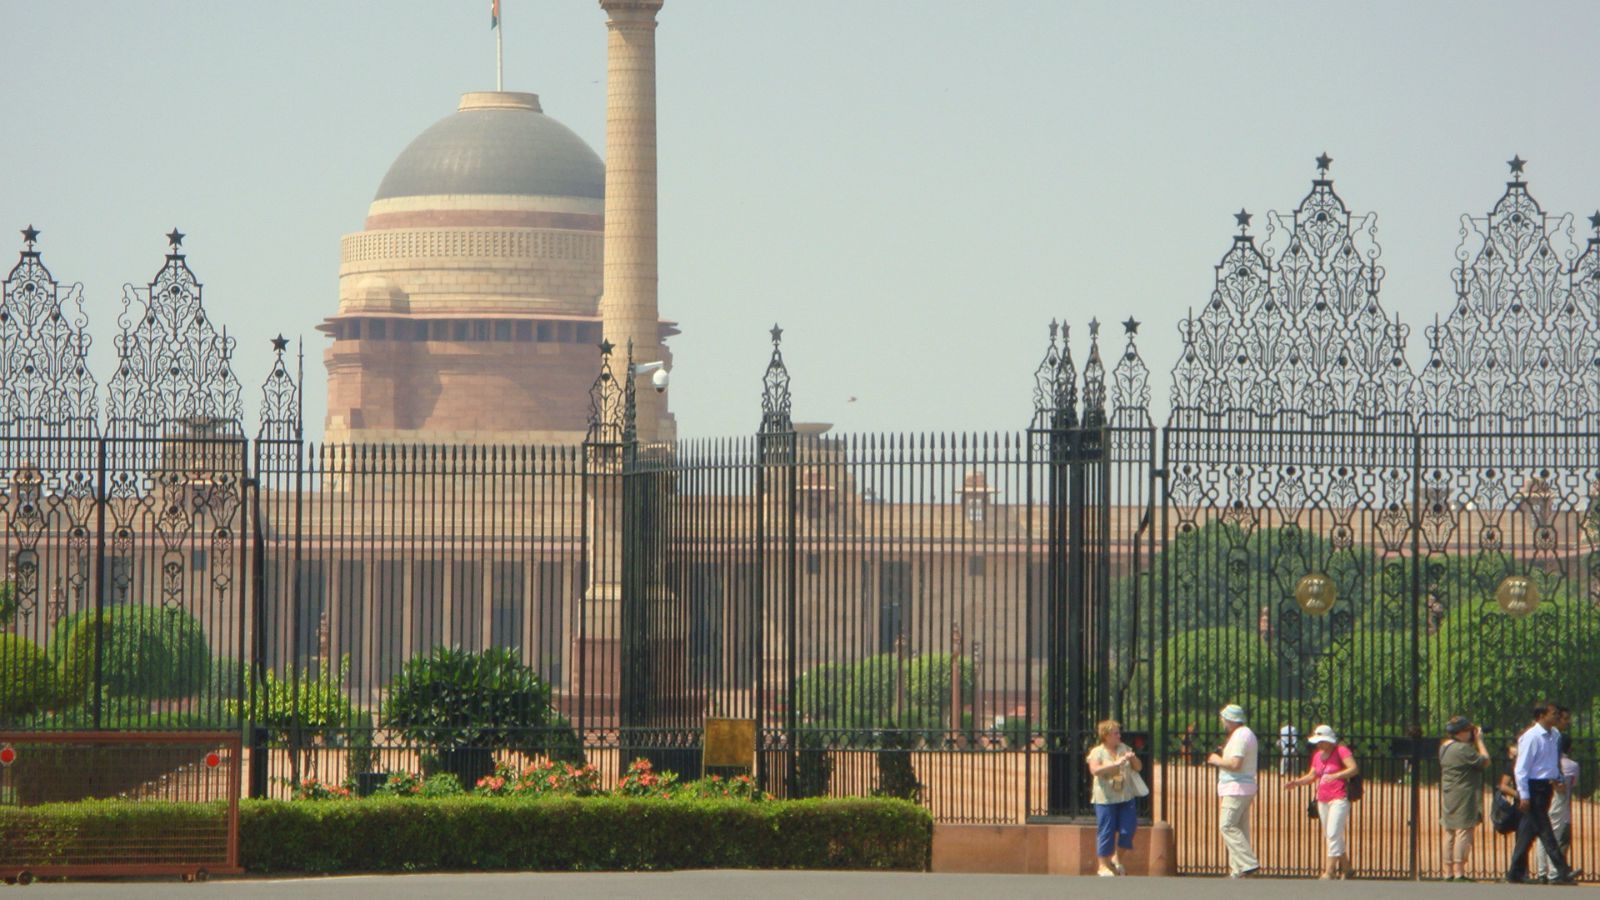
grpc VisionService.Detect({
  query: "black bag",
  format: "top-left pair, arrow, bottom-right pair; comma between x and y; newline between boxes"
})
1347,772 -> 1364,802
1307,795 -> 1320,819
1491,792 -> 1521,835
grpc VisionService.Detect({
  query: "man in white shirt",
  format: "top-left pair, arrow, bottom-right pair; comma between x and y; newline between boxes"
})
1506,701 -> 1578,884
1208,703 -> 1260,878
1534,732 -> 1580,883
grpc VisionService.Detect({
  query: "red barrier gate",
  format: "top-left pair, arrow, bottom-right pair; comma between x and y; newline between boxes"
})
0,731 -> 242,883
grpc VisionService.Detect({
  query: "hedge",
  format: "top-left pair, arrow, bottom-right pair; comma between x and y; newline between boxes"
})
0,796 -> 932,874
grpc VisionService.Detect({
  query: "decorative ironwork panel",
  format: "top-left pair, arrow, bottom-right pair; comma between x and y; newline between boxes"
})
0,227 -> 98,436
1419,159 -> 1600,424
106,230 -> 242,438
1171,157 -> 1411,422
256,335 -> 301,441
586,339 -> 627,445
1031,320 -> 1078,429
760,323 -> 792,434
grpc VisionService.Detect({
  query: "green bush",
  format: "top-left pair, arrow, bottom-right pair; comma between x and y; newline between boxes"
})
51,604 -> 211,702
236,796 -> 930,873
0,580 -> 16,629
0,795 -> 934,874
383,647 -> 573,786
231,657 -> 363,743
906,653 -> 975,723
0,634 -> 49,723
793,661 -> 850,724
0,801 -> 226,869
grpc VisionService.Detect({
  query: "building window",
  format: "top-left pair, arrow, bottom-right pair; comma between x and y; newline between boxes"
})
369,319 -> 387,340
516,321 -> 533,341
536,322 -> 553,342
454,321 -> 471,341
493,321 -> 512,341
347,320 -> 361,340
805,552 -> 821,575
966,496 -> 987,523
968,555 -> 985,578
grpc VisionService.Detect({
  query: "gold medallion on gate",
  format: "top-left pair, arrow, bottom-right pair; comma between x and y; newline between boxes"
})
1496,574 -> 1539,619
1295,572 -> 1336,616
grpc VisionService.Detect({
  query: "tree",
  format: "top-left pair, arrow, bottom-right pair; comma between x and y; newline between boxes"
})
1145,626 -> 1278,734
51,604 -> 211,703
383,647 -> 575,786
1312,626 -> 1417,735
0,634 -> 49,723
1425,595 -> 1600,735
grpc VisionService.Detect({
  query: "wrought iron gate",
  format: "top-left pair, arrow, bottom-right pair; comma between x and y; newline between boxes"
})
1157,158 -> 1600,878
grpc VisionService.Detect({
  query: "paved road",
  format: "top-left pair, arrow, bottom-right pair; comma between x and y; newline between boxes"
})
10,871 -> 1570,899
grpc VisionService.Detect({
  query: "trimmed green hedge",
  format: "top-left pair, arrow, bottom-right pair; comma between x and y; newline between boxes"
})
0,796 -> 931,873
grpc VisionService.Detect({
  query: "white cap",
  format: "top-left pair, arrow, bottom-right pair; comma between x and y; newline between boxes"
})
1308,724 -> 1338,744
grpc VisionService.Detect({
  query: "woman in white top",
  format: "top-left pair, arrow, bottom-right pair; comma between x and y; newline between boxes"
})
1086,719 -> 1143,876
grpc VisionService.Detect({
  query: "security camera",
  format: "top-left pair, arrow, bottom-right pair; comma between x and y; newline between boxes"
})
634,361 -> 669,393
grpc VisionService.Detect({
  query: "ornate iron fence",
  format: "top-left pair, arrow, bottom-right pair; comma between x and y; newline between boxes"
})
3,156 -> 1600,881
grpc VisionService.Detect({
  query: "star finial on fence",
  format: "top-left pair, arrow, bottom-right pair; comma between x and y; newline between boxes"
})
1507,155 -> 1527,179
1315,152 -> 1333,175
166,228 -> 185,248
1123,317 -> 1140,336
20,224 -> 39,247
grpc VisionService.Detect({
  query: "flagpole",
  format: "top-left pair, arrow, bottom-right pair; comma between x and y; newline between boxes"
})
496,4 -> 504,91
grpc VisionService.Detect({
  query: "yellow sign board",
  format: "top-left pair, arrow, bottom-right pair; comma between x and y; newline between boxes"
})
703,717 -> 757,770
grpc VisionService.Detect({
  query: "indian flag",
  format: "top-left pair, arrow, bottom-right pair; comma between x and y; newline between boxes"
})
491,0 -> 500,29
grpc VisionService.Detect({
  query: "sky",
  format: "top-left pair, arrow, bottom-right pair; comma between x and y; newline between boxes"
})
4,0 -> 1600,440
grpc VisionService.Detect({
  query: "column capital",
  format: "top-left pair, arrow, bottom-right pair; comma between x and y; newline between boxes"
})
599,0 -> 662,23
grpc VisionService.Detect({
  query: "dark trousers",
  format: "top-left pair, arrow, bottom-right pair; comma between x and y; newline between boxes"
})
1507,779 -> 1571,881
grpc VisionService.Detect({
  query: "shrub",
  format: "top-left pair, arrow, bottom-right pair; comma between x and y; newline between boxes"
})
906,653 -> 975,723
0,634 -> 49,723
684,774 -> 768,802
235,795 -> 932,873
51,604 -> 211,702
475,760 -> 603,798
373,772 -> 424,797
421,773 -> 464,797
230,657 -> 363,743
617,757 -> 681,798
287,777 -> 353,801
793,661 -> 850,723
0,580 -> 16,629
383,647 -> 570,786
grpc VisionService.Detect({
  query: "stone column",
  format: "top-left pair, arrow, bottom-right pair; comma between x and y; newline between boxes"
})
599,0 -> 670,443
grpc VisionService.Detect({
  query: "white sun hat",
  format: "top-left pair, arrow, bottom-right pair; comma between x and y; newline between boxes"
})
1308,724 -> 1338,744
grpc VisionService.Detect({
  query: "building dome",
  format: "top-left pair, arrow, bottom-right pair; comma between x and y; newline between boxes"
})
373,92 -> 604,202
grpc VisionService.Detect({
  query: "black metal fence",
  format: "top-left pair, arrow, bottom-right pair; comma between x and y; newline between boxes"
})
5,158 -> 1600,880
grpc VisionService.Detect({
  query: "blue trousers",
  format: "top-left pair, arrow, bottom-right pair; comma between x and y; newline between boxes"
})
1094,799 -> 1138,858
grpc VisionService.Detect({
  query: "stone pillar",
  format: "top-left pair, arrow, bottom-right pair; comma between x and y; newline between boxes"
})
598,0 -> 670,442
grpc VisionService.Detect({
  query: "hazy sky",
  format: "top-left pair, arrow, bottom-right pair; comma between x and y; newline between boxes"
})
5,1 -> 1600,440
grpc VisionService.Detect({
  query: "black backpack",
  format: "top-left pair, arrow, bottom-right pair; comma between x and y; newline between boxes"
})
1347,772 -> 1364,802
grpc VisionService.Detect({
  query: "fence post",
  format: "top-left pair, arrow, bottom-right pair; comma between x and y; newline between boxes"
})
757,325 -> 795,794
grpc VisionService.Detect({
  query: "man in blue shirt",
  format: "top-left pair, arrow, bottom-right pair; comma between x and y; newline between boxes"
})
1506,701 -> 1580,884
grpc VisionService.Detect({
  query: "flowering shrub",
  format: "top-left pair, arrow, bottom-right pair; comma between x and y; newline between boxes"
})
616,757 -> 681,798
373,771 -> 423,797
684,773 -> 768,802
286,776 -> 352,801
474,759 -> 602,797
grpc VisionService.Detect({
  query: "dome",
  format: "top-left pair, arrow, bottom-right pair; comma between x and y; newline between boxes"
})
373,92 -> 604,202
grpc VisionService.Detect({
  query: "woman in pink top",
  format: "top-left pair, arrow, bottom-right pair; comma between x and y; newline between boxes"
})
1285,724 -> 1359,879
